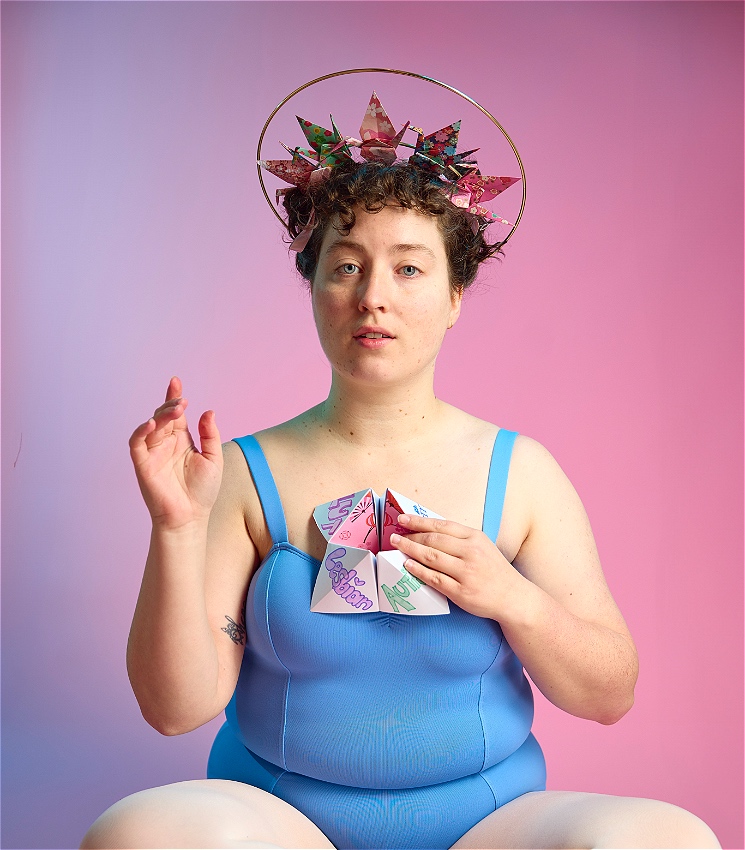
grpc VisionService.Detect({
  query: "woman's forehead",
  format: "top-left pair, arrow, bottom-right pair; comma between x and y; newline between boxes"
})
321,205 -> 445,255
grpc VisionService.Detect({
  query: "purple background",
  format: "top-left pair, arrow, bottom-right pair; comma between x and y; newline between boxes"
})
2,3 -> 742,848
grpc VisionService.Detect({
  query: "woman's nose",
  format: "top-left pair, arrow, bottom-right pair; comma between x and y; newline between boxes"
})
357,268 -> 389,312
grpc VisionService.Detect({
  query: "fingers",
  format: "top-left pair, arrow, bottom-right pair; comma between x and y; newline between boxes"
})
152,396 -> 188,426
390,531 -> 462,579
393,528 -> 466,559
129,378 -> 219,470
157,376 -> 186,427
396,547 -> 459,597
396,513 -> 471,538
197,410 -> 223,465
394,514 -> 471,560
165,375 -> 182,402
129,410 -> 178,464
129,394 -> 190,465
129,417 -> 157,465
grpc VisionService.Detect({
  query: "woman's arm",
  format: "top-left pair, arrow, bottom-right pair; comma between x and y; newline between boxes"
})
500,437 -> 638,723
126,379 -> 257,735
392,435 -> 638,725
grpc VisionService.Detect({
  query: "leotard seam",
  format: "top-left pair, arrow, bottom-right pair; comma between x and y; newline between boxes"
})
267,767 -> 288,795
478,766 -> 502,810
249,542 -> 320,592
253,540 -> 328,772
262,547 -> 293,771
477,632 -> 505,772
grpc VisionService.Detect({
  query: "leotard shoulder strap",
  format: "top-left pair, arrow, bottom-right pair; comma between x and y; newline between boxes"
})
232,435 -> 289,546
482,429 -> 518,543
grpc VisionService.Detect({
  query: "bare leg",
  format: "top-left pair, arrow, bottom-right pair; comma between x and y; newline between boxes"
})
80,779 -> 336,850
450,790 -> 721,850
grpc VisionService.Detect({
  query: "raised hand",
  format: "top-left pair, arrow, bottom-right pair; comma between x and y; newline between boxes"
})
128,376 -> 223,530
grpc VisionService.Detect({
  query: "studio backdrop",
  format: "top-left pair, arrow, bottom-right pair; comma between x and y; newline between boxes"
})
2,3 -> 742,848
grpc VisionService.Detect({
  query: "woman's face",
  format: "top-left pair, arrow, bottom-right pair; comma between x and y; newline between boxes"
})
311,204 -> 461,388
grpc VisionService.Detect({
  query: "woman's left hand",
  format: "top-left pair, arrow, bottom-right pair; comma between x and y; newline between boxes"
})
390,514 -> 526,621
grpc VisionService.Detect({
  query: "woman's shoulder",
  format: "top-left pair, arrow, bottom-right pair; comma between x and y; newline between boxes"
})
217,435 -> 286,559
215,439 -> 258,517
219,405 -> 316,465
441,405 -> 570,497
507,431 -> 574,490
220,409 -> 324,502
438,404 -> 541,455
242,406 -> 324,448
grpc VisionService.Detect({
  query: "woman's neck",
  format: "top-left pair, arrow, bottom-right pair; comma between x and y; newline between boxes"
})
314,374 -> 449,451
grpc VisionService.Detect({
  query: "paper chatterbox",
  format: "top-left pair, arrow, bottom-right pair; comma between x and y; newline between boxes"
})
311,545 -> 378,612
377,549 -> 450,616
313,489 -> 379,552
311,489 -> 450,615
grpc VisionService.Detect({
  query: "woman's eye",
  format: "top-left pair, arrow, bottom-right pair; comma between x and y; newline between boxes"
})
399,265 -> 420,277
338,263 -> 360,275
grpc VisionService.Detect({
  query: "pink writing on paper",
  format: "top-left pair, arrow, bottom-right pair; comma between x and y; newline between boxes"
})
323,546 -> 374,610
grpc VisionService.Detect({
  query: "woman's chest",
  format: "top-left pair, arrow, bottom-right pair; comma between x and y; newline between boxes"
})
248,545 -> 506,676
248,437 -> 527,565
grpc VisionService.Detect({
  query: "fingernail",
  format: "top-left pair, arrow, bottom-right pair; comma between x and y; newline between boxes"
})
390,533 -> 401,544
397,514 -> 411,525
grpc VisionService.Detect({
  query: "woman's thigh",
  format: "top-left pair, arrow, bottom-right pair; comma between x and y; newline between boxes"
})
450,790 -> 721,850
79,779 -> 336,850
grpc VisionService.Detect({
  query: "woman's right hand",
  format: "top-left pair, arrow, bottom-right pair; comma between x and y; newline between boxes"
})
128,376 -> 224,530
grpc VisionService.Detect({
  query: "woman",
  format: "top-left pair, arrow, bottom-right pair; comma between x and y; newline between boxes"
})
82,151 -> 720,848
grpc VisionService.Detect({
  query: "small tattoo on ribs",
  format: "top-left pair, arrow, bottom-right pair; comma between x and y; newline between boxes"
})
221,612 -> 247,645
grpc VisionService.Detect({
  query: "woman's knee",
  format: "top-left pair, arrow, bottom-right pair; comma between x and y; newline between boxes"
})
450,790 -> 720,850
593,798 -> 720,850
80,781 -> 254,849
79,779 -> 334,849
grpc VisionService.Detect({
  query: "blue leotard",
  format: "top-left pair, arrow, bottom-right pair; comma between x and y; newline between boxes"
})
207,430 -> 546,849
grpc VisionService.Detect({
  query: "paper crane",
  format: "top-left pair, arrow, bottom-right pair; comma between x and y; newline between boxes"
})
450,173 -> 521,223
348,92 -> 410,164
409,120 -> 480,180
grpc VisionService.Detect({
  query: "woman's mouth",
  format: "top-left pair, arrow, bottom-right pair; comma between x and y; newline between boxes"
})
354,328 -> 394,348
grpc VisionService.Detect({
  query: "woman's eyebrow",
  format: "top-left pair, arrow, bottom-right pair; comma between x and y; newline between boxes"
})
323,240 -> 436,259
322,239 -> 365,257
391,243 -> 436,260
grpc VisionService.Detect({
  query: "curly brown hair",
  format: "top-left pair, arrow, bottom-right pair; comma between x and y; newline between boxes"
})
281,160 -> 504,292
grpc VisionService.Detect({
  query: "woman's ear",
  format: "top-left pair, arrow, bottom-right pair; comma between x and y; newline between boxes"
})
448,286 -> 463,329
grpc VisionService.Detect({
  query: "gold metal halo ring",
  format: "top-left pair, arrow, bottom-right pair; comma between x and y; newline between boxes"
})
256,67 -> 526,246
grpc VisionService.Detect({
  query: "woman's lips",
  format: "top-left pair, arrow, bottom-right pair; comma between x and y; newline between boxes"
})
354,328 -> 394,348
354,325 -> 393,337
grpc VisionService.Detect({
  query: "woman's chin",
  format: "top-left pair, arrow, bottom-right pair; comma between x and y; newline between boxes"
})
337,363 -> 431,390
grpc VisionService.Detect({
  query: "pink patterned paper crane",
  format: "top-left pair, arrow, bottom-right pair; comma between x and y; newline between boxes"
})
351,92 -> 410,164
450,173 -> 521,224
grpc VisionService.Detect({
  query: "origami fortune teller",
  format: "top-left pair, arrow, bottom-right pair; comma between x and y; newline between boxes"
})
377,549 -> 450,616
310,489 -> 450,616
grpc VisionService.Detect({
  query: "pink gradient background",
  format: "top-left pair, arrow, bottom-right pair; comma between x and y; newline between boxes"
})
2,2 -> 742,848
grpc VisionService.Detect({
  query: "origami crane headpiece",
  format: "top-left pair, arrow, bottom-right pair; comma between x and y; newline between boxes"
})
259,92 -> 520,251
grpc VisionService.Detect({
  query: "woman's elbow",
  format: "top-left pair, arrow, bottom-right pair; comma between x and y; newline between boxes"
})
138,705 -> 189,736
596,644 -> 638,724
595,689 -> 635,725
139,705 -> 207,737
